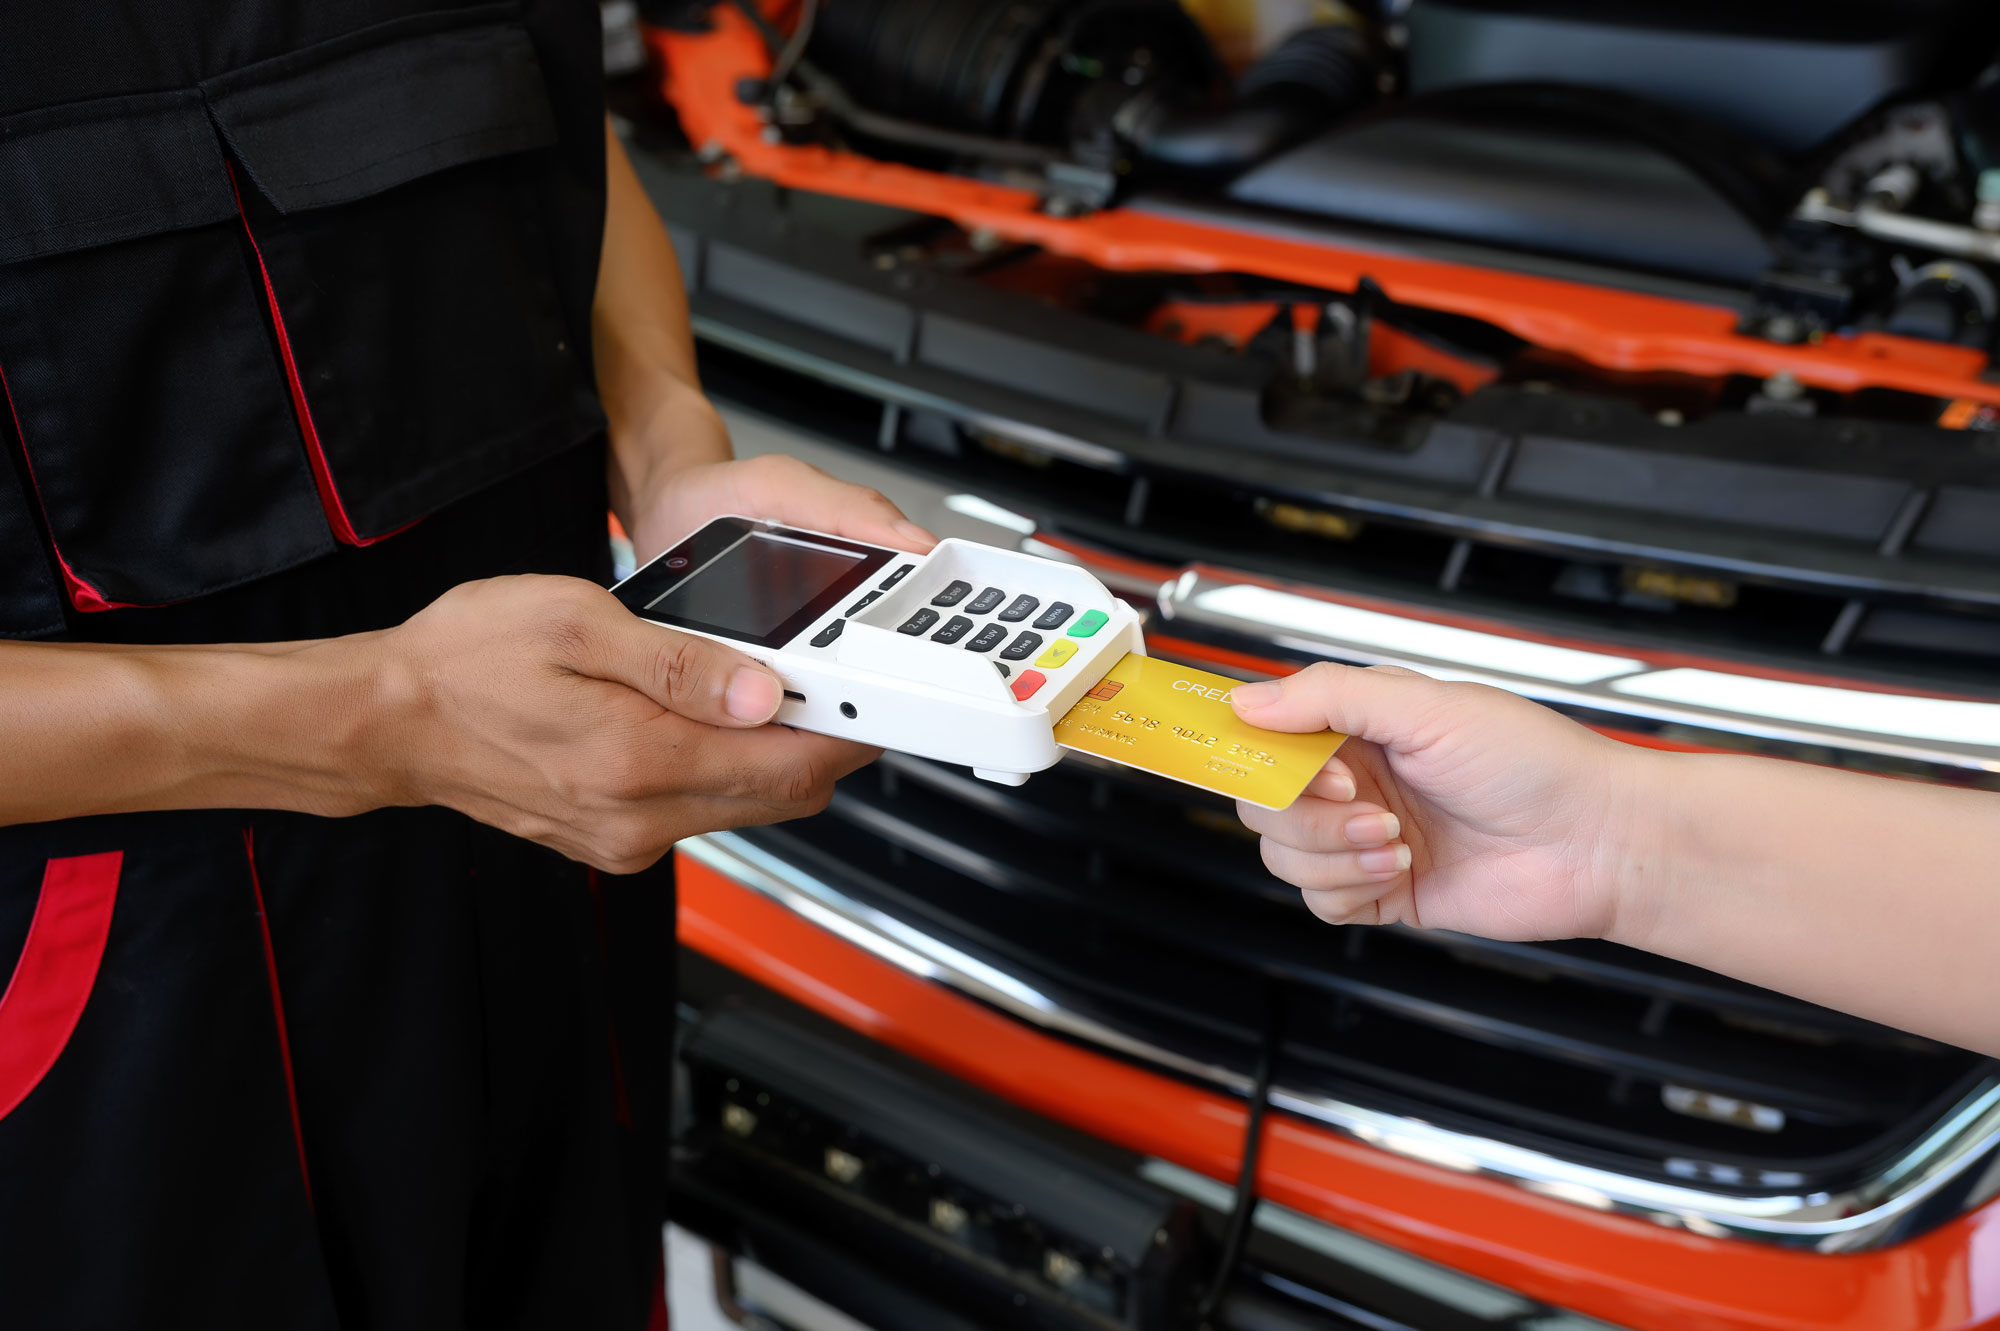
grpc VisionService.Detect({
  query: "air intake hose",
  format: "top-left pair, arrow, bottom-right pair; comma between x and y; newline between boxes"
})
1115,23 -> 1378,178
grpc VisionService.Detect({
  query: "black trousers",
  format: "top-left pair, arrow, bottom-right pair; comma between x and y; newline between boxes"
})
0,445 -> 672,1329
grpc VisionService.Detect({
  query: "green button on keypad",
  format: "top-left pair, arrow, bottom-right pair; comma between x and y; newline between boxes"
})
1067,609 -> 1109,638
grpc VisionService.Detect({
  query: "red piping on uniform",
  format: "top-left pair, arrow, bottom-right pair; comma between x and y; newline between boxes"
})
227,167 -> 378,548
0,360 -> 135,612
0,852 -> 122,1120
245,829 -> 314,1209
645,1246 -> 669,1331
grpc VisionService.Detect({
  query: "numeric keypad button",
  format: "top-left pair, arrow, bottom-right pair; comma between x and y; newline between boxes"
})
966,624 -> 1007,653
999,595 -> 1040,623
1000,632 -> 1043,661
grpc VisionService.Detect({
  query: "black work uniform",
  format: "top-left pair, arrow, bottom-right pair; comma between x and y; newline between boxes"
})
0,4 -> 672,1327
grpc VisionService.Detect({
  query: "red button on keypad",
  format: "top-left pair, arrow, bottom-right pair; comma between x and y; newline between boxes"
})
1009,670 -> 1047,701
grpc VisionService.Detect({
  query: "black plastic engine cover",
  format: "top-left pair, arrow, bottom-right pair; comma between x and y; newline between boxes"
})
1226,112 -> 1778,283
1406,0 -> 1999,153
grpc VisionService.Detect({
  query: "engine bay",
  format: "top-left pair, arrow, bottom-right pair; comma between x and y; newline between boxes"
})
643,0 -> 2000,421
628,0 -> 2000,689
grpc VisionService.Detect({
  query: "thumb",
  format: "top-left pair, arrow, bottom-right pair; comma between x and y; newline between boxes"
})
573,591 -> 785,727
1230,662 -> 1445,752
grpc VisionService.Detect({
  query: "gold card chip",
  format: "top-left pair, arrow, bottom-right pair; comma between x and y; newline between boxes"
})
1053,654 -> 1344,809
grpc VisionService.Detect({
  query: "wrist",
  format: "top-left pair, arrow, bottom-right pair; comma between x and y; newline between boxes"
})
606,378 -> 730,519
1589,744 -> 1696,951
337,628 -> 431,812
130,634 -> 405,817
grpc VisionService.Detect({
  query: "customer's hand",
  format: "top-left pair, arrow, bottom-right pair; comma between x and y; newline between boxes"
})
1230,663 -> 1646,940
368,575 -> 877,872
628,452 -> 936,564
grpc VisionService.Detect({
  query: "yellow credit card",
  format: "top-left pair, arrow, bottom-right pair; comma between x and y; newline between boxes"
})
1052,654 -> 1345,809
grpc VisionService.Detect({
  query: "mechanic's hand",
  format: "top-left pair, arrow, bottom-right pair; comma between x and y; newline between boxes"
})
373,575 -> 878,872
628,452 -> 937,564
1229,663 -> 1648,940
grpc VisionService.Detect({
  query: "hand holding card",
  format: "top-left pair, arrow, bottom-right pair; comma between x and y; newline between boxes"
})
1052,655 -> 1345,808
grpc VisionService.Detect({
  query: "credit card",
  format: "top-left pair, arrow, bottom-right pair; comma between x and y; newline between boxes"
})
1053,654 -> 1345,809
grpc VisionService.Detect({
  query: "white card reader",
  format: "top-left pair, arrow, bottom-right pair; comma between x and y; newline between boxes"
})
611,516 -> 1144,785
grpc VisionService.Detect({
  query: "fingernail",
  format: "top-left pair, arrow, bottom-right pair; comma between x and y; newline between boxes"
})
1318,769 -> 1357,801
1233,680 -> 1280,708
1345,813 -> 1398,846
894,520 -> 937,547
1357,843 -> 1411,875
725,669 -> 781,723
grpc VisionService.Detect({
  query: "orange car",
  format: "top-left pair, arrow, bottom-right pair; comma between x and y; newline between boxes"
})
619,2 -> 2000,1326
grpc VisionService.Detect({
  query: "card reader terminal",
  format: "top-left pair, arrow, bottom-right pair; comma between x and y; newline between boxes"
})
611,516 -> 1144,784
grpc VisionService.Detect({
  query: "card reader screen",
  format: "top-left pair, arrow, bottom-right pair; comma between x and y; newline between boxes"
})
648,532 -> 863,641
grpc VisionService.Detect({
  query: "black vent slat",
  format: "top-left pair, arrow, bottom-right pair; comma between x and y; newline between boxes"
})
1504,435 -> 1914,544
752,803 -> 1988,1190
825,776 -> 1951,1126
876,756 -> 1935,1045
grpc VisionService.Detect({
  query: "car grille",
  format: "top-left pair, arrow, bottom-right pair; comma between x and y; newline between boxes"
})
650,151 -> 2000,1236
739,738 -> 1986,1201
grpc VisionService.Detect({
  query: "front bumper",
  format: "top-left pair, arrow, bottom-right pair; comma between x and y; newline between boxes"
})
674,839 -> 2000,1330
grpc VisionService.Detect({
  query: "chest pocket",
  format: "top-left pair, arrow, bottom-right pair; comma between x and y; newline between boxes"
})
0,12 -> 604,620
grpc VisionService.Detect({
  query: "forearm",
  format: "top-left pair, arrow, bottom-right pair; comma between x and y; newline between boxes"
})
594,119 -> 730,527
0,636 -> 396,826
1610,750 -> 2000,1055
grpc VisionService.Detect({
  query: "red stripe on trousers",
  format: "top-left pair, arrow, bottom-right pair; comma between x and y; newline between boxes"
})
0,852 -> 122,1119
244,828 -> 314,1209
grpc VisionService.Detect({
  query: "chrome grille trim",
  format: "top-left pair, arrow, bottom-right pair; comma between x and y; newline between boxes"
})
684,830 -> 2000,1252
1153,568 -> 2000,774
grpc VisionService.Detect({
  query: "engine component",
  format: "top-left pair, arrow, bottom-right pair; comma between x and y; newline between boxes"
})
1886,258 -> 1997,345
1101,22 -> 1378,180
805,0 -> 1221,146
1817,102 -> 1962,212
1742,219 -> 1885,343
798,0 -> 1377,193
1794,189 -> 2000,266
1227,104 -> 1779,283
1978,172 -> 2000,232
1404,0 -> 2000,153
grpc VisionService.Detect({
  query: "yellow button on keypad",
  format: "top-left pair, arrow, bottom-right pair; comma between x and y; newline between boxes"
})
1034,639 -> 1078,669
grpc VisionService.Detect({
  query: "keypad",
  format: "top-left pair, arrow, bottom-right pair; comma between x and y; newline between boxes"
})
880,563 -> 914,589
1034,639 -> 1077,669
932,615 -> 973,645
965,623 -> 1007,653
898,608 -> 940,635
1032,602 -> 1073,631
810,619 -> 844,648
931,580 -> 972,607
1067,609 -> 1108,638
845,590 -> 880,616
966,587 -> 1006,615
1009,670 -> 1046,701
998,594 -> 1040,623
999,631 -> 1043,661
